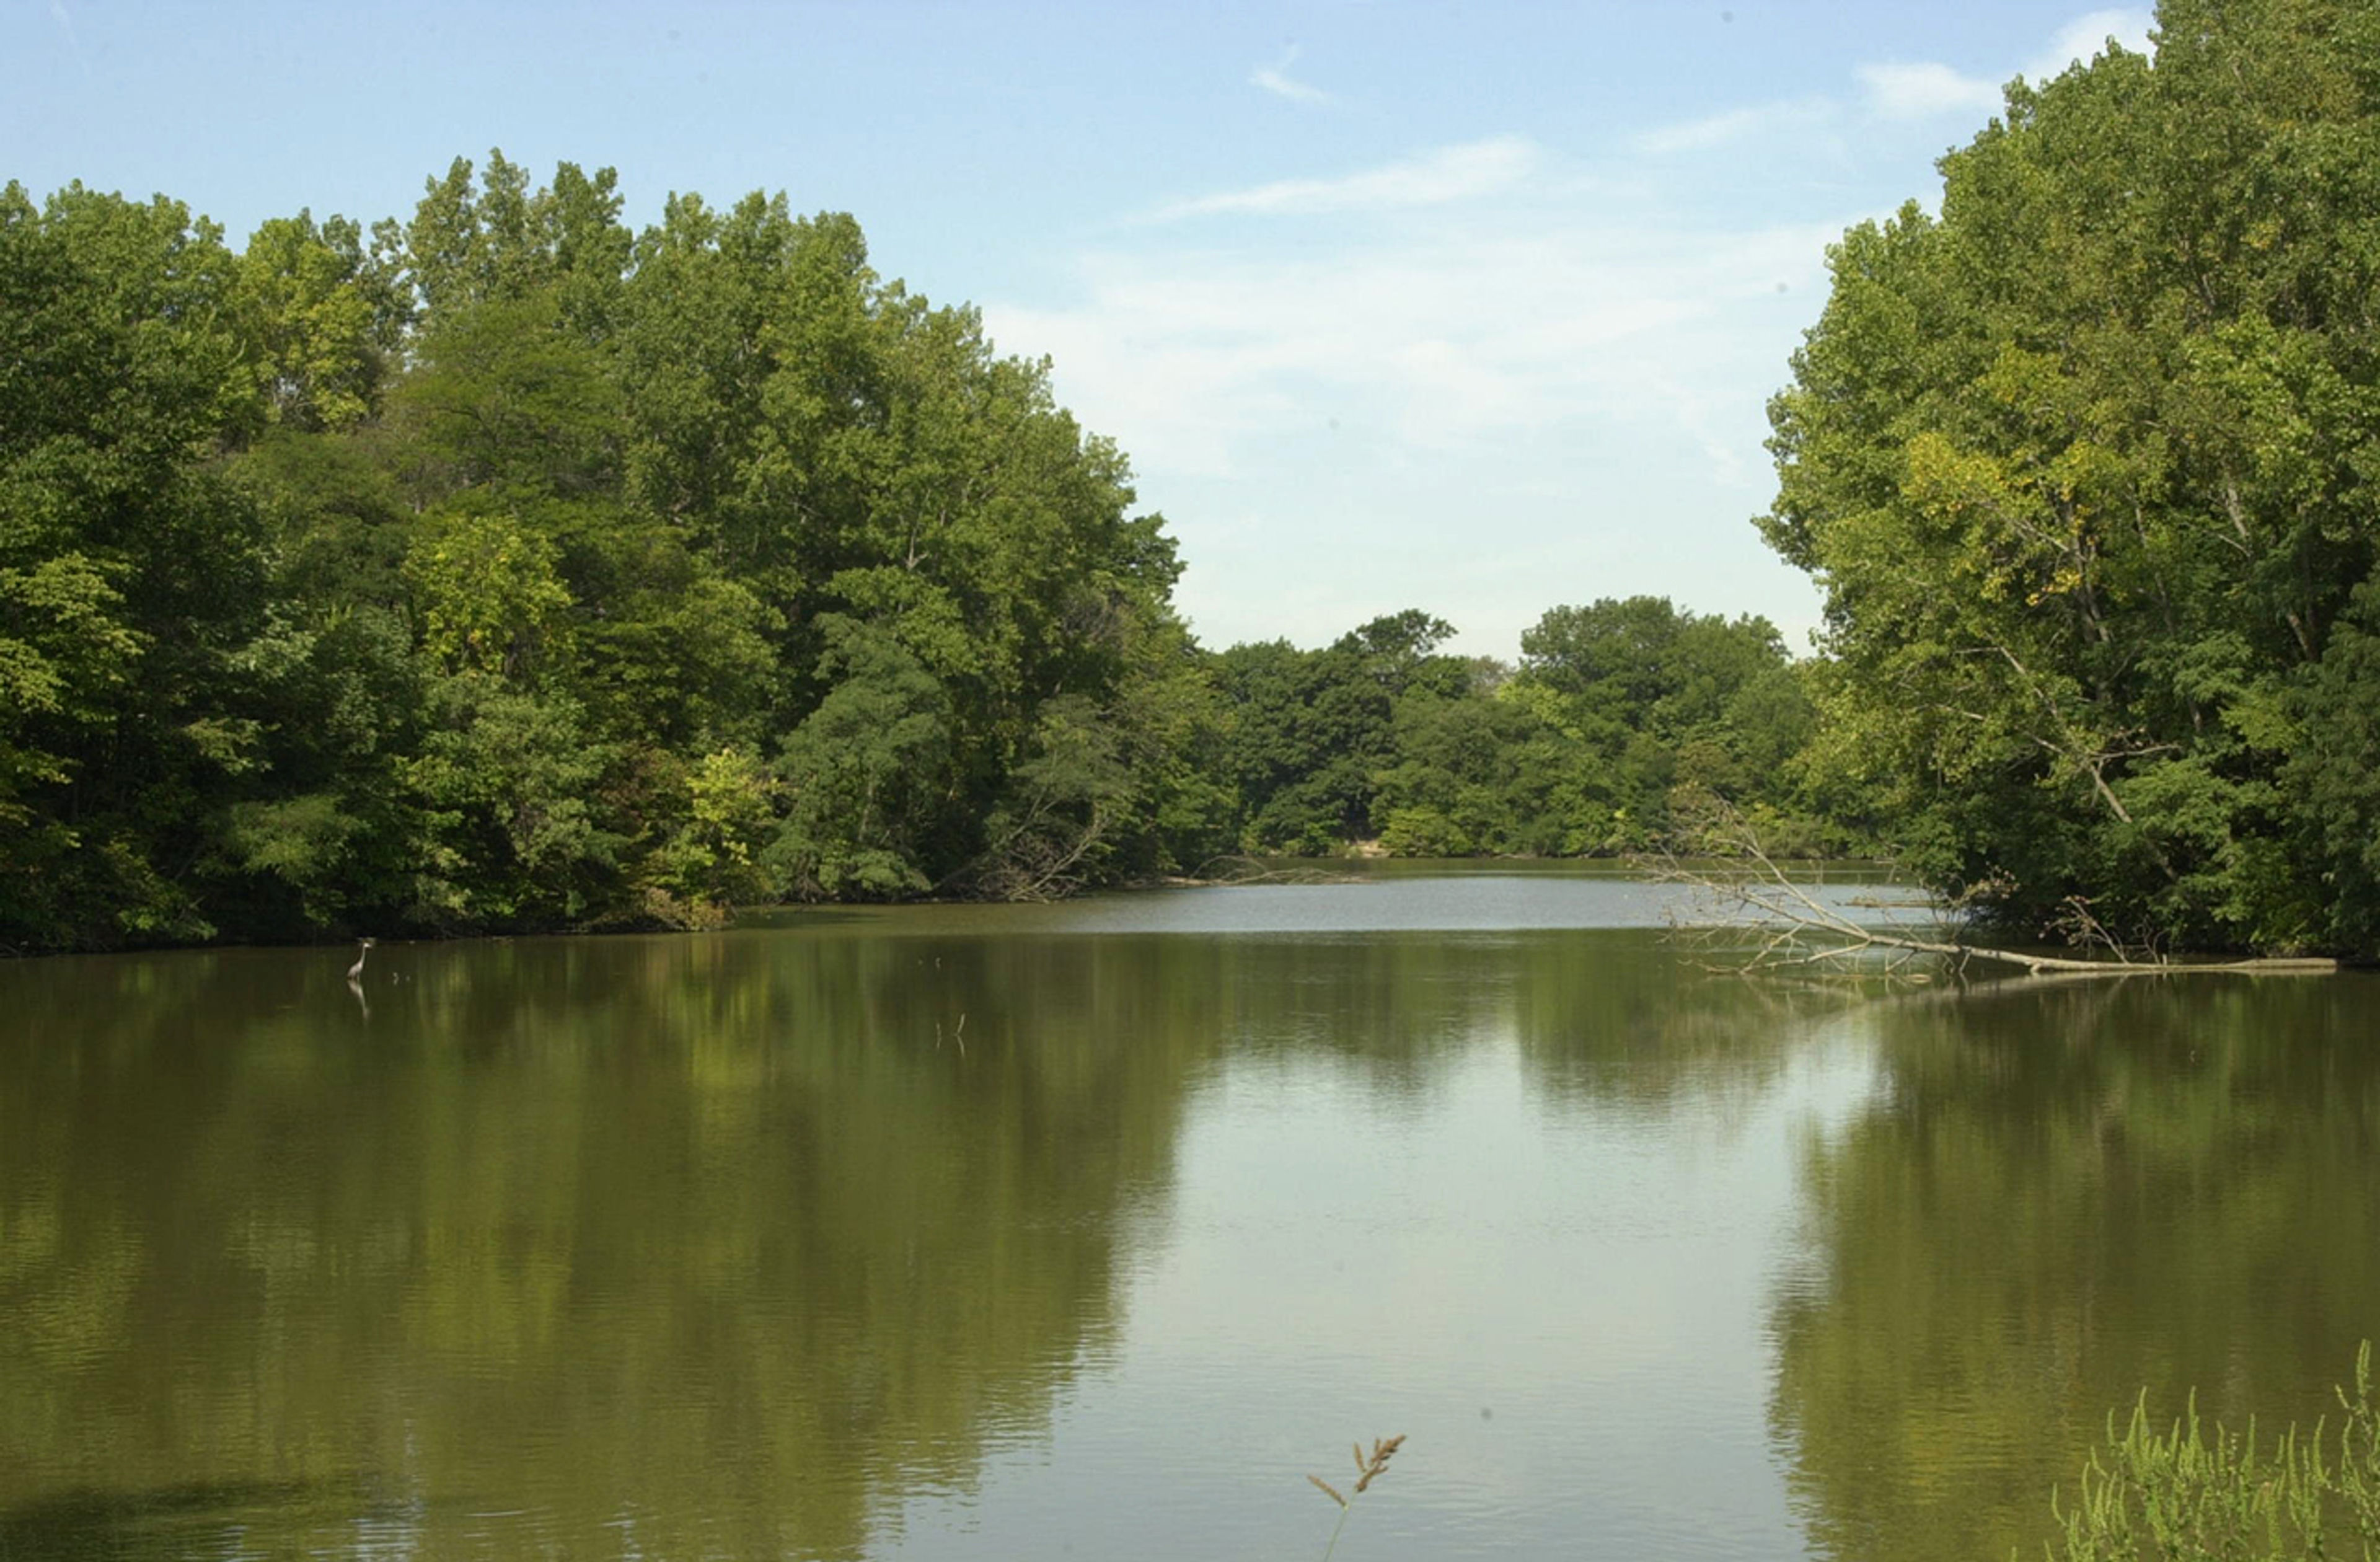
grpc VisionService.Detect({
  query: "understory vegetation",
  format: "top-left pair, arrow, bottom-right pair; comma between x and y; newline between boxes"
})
5,0 -> 2377,956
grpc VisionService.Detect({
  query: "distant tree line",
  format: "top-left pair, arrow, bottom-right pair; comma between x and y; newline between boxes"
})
1211,599 -> 1841,859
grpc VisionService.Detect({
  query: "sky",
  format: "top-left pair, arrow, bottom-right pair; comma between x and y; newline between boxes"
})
4,0 -> 2156,659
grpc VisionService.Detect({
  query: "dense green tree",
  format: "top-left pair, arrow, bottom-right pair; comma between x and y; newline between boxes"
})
1765,0 -> 2380,953
1371,691 -> 1542,855
0,183 -> 274,947
1510,596 -> 1816,849
766,615 -> 954,899
609,187 -> 1196,897
232,210 -> 403,432
1520,596 -> 1794,746
1205,599 -> 1829,860
2,155 -> 1216,948
1209,611 -> 1471,851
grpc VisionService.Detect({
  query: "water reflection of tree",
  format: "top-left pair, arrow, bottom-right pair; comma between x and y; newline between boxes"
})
0,933 -> 1235,1560
0,926 -> 1917,1559
1511,931 -> 1864,1116
1768,976 -> 2380,1562
1170,929 -> 1851,1118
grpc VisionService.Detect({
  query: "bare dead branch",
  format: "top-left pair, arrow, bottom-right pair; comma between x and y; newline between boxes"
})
1641,794 -> 2336,981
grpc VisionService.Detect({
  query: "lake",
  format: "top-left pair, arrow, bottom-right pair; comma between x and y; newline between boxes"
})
2,870 -> 2374,1560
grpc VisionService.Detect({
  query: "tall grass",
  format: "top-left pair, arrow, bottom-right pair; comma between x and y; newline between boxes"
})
2043,1344 -> 2380,1560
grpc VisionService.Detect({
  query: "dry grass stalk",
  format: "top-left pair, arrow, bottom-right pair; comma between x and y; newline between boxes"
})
1353,1434 -> 1403,1493
1310,1432 -> 1405,1560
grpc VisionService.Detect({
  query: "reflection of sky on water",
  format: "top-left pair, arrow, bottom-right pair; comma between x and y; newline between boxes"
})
746,867 -> 1923,940
884,950 -> 1890,1562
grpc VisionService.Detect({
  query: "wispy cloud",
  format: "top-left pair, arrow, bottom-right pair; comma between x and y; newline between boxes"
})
50,0 -> 93,79
1856,61 -> 2003,121
1858,6 -> 2156,121
2030,8 -> 2154,77
1152,136 -> 1541,222
992,201 -> 1838,479
1635,97 -> 1835,156
973,10 -> 2162,652
1251,43 -> 1332,106
986,200 -> 1840,647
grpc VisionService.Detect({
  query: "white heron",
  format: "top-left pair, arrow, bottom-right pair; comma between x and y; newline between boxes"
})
346,938 -> 376,981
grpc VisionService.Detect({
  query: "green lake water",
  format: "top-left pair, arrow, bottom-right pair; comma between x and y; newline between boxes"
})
2,870 -> 2375,1560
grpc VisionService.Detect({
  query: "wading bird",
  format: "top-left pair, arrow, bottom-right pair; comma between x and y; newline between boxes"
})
347,938 -> 376,981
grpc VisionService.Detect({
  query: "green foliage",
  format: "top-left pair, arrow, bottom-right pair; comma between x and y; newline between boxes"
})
232,210 -> 403,431
400,679 -> 625,927
0,180 -> 272,946
767,617 -> 953,900
1213,636 -> 1388,852
1205,595 -> 1833,861
2044,1344 -> 2380,1561
1515,595 -> 1820,849
2285,581 -> 2380,952
7,151 -> 1897,946
1765,0 -> 2380,954
643,746 -> 781,922
972,694 -> 1135,899
405,504 -> 575,680
3,156 -> 1210,948
1372,691 -> 1534,855
1210,610 -> 1481,853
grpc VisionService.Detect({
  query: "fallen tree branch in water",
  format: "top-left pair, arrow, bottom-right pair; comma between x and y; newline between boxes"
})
1638,795 -> 2337,979
1163,856 -> 1368,888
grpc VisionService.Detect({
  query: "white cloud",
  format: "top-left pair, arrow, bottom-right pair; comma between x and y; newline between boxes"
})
986,205 -> 1840,650
1635,97 -> 1835,156
1151,136 -> 1541,222
2028,8 -> 2154,79
1856,61 -> 2004,121
1251,44 -> 1332,106
1858,7 -> 2157,122
990,193 -> 1839,480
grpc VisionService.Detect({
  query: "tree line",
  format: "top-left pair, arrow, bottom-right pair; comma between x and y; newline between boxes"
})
1212,599 -> 1839,858
6,0 -> 2376,958
0,157 -> 1846,953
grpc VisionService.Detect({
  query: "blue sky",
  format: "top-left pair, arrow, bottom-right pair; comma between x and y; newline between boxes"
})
7,1 -> 2153,658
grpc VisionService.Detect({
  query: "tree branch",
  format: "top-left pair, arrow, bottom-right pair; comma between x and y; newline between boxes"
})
1642,795 -> 2335,979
